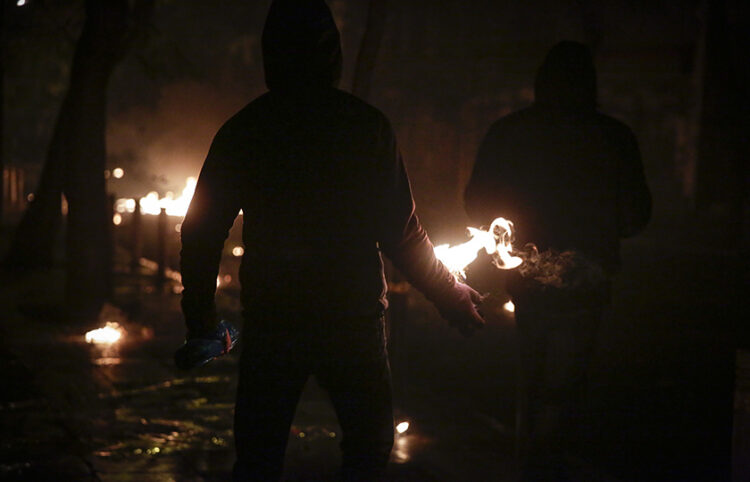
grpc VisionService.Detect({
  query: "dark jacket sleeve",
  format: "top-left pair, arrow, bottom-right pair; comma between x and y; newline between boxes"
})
180,124 -> 242,335
614,125 -> 652,237
375,119 -> 457,303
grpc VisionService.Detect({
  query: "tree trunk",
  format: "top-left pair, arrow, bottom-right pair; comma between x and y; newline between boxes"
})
0,1 -> 4,226
65,0 -> 154,322
4,0 -> 154,323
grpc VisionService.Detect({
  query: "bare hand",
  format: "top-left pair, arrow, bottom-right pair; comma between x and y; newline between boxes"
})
438,281 -> 486,336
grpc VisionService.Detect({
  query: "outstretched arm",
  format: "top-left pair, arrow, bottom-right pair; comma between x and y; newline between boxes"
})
180,125 -> 242,338
375,121 -> 484,335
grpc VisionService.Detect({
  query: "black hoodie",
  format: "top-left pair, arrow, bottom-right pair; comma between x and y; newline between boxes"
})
465,41 -> 651,274
180,0 -> 456,332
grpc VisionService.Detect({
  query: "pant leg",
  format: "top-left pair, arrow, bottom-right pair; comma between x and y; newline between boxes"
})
233,325 -> 310,481
516,306 -> 602,481
315,317 -> 394,481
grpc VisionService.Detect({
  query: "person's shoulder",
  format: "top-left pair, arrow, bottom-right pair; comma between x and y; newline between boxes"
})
208,93 -> 273,143
333,89 -> 392,127
224,93 -> 272,126
593,111 -> 640,154
594,111 -> 635,137
485,106 -> 535,136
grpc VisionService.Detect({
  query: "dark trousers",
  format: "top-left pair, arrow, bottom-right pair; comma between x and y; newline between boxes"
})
515,302 -> 604,481
232,312 -> 394,481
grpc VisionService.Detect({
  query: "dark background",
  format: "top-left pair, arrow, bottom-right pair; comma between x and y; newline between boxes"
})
1,1 -> 748,480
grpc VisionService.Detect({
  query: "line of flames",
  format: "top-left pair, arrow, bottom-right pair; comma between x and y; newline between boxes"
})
115,177 -> 197,217
114,178 -> 521,287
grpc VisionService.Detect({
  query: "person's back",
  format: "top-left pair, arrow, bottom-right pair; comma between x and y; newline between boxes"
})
191,88 -> 402,316
178,1 -> 484,479
465,41 -> 650,273
465,41 -> 651,481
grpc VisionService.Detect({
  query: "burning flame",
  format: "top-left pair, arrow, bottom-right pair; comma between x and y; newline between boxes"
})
85,322 -> 124,344
433,217 -> 522,280
115,177 -> 197,217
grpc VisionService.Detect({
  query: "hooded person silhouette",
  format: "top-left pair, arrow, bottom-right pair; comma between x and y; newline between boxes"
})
465,41 -> 651,480
178,0 -> 484,479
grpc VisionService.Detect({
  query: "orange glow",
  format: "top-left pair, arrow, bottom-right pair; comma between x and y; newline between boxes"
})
112,213 -> 122,225
396,421 -> 410,434
232,246 -> 244,257
434,217 -> 522,280
503,300 -> 515,313
112,167 -> 125,179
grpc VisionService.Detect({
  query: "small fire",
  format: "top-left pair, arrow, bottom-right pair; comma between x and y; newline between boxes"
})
503,300 -> 515,313
434,217 -> 522,280
85,322 -> 124,344
115,177 -> 197,217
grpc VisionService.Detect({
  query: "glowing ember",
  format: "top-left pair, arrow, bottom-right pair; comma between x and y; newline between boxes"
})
85,322 -> 124,344
396,421 -> 410,434
503,300 -> 515,313
434,217 -> 522,280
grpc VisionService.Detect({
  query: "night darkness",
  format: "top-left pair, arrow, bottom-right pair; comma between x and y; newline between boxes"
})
1,0 -> 748,481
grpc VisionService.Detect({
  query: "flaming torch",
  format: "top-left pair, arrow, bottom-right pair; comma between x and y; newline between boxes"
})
433,217 -> 522,281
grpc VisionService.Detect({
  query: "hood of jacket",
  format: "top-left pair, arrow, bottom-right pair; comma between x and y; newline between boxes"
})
262,0 -> 343,91
534,41 -> 597,112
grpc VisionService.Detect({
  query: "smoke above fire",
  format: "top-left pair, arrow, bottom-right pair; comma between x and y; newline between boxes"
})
107,80 -> 247,197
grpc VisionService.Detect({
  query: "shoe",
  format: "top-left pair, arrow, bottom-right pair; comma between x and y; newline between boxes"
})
174,320 -> 240,370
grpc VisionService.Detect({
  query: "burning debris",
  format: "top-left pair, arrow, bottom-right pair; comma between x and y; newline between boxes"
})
434,216 -> 608,310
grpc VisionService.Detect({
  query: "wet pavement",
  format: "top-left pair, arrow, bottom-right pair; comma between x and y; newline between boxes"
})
0,259 -> 520,481
1,208 -> 748,481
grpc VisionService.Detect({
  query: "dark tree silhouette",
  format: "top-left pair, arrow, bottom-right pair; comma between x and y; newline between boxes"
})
0,2 -> 4,227
5,0 -> 154,322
